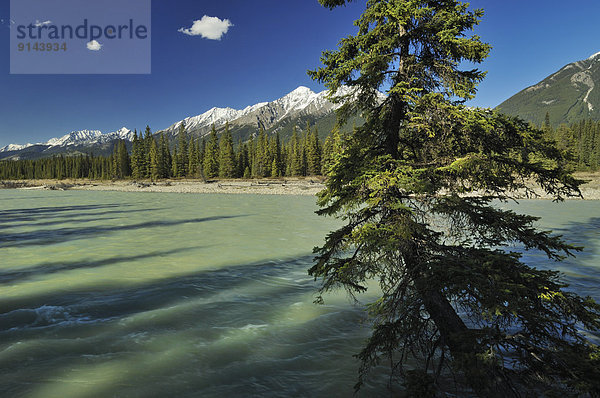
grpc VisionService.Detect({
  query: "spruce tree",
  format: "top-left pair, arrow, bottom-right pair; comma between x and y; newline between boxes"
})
306,126 -> 322,175
111,141 -> 119,178
203,125 -> 219,178
321,132 -> 335,176
56,155 -> 65,180
300,130 -> 308,176
141,126 -> 153,178
171,147 -> 178,178
270,132 -> 283,177
284,144 -> 292,177
219,122 -> 236,178
158,133 -> 169,178
199,138 -> 206,179
119,141 -> 131,177
188,135 -> 198,177
111,140 -> 130,179
270,157 -> 279,178
309,1 -> 600,396
131,130 -> 143,179
176,123 -> 189,177
149,138 -> 159,180
542,111 -> 552,138
254,128 -> 268,177
290,127 -> 303,176
236,138 -> 246,177
248,135 -> 256,177
277,132 -> 284,175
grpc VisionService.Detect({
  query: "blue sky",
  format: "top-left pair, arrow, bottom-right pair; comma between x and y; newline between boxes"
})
1,0 -> 600,147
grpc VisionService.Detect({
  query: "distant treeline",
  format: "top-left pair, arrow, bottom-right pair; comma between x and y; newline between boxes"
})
542,114 -> 600,170
0,123 -> 346,180
4,115 -> 600,180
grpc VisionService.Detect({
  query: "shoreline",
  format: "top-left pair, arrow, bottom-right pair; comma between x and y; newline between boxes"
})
0,178 -> 325,196
2,173 -> 600,199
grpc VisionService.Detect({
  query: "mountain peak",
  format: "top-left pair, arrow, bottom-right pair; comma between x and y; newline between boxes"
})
589,51 -> 600,60
287,86 -> 314,96
110,127 -> 134,141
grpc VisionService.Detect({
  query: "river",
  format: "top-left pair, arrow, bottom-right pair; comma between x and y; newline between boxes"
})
1,190 -> 598,397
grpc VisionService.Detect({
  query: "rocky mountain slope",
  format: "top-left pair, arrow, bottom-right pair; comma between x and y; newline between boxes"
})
497,52 -> 600,126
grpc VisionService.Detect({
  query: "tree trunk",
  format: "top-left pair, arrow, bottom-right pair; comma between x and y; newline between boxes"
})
412,271 -> 520,397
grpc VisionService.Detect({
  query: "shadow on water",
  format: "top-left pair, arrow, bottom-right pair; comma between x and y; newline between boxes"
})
0,246 -> 205,286
555,217 -> 600,254
0,195 -> 56,201
0,254 -> 316,319
0,215 -> 121,228
0,254 -> 383,398
0,203 -> 128,217
0,215 -> 247,248
0,207 -> 164,225
512,216 -> 600,279
516,215 -> 600,344
550,217 -> 600,300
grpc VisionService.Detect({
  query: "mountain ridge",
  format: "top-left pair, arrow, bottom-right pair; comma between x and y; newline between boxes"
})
157,85 -> 352,139
0,86 -> 355,160
497,52 -> 600,126
0,128 -> 134,153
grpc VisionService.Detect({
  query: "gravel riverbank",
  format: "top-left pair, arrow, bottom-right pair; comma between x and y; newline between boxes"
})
3,173 -> 600,199
1,178 -> 325,196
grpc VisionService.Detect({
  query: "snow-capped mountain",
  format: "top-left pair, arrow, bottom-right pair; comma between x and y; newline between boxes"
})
0,86 -> 365,160
165,103 -> 268,136
159,86 -> 354,138
0,143 -> 34,152
44,127 -> 135,147
0,127 -> 134,153
0,127 -> 136,160
45,130 -> 103,147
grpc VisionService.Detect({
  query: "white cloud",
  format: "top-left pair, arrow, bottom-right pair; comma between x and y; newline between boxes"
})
86,40 -> 102,51
34,20 -> 52,27
178,15 -> 233,40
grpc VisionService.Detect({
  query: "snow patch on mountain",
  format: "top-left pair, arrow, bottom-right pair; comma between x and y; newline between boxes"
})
0,127 -> 134,153
0,143 -> 34,153
104,127 -> 135,142
46,130 -> 103,146
172,107 -> 241,134
275,86 -> 321,116
45,127 -> 135,146
571,71 -> 595,112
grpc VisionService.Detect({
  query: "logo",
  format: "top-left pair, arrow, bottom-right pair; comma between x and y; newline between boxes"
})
10,0 -> 151,74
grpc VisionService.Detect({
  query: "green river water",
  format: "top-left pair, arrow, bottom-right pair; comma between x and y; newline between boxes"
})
0,190 -> 599,397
